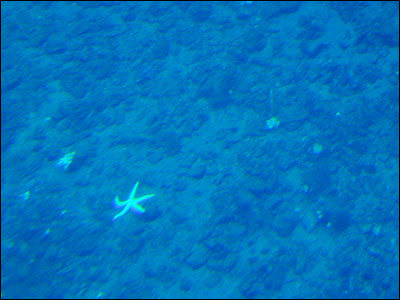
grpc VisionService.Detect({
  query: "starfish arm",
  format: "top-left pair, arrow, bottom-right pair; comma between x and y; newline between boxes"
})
113,203 -> 131,221
135,194 -> 155,203
114,196 -> 129,207
129,181 -> 140,201
131,203 -> 146,214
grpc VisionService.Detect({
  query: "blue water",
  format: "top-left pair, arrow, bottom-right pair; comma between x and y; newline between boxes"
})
1,1 -> 399,299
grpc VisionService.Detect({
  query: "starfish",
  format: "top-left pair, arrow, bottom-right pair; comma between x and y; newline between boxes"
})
113,181 -> 155,221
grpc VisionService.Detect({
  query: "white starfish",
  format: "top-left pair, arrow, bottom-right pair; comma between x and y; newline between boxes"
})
113,181 -> 155,221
